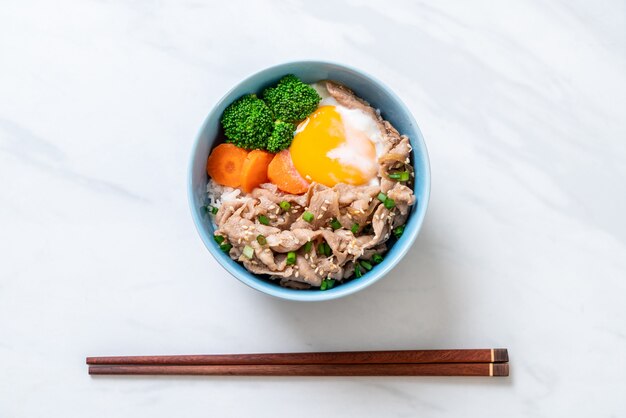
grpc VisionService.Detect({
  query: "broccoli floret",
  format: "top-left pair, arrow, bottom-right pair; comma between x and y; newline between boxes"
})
267,121 -> 295,153
262,75 -> 321,123
220,94 -> 273,150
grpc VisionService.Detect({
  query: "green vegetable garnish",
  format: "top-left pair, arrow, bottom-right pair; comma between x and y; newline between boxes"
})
220,94 -> 273,150
316,242 -> 332,257
393,225 -> 405,239
214,235 -> 225,244
303,241 -> 313,253
330,218 -> 341,230
354,265 -> 363,278
220,243 -> 232,253
371,254 -> 383,264
286,251 -> 296,265
384,197 -> 396,209
359,260 -> 373,271
350,223 -> 359,234
258,214 -> 270,225
279,201 -> 292,211
302,211 -> 314,223
377,192 -> 387,202
320,278 -> 336,291
262,75 -> 321,123
388,171 -> 410,182
242,245 -> 254,259
256,234 -> 267,245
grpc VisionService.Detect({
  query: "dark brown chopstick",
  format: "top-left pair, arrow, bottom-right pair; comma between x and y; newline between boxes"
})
87,348 -> 508,366
89,362 -> 509,377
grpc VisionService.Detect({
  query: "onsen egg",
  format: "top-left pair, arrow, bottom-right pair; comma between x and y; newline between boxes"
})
289,104 -> 383,187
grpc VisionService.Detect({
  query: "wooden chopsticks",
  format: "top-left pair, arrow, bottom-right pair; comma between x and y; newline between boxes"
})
87,349 -> 509,377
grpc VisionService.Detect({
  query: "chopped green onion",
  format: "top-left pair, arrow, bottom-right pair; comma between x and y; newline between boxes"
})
330,217 -> 341,230
320,278 -> 336,291
210,206 -> 219,214
279,201 -> 291,211
354,265 -> 363,278
351,223 -> 359,234
286,251 -> 296,265
242,245 -> 254,259
256,234 -> 267,245
359,260 -> 373,271
384,197 -> 396,209
377,192 -> 387,202
214,235 -> 225,245
258,214 -> 270,225
220,243 -> 232,253
371,254 -> 383,264
317,242 -> 331,257
303,241 -> 313,253
393,225 -> 405,239
302,211 -> 314,223
389,171 -> 410,182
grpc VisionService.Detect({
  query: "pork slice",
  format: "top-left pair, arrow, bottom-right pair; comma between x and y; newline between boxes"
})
364,205 -> 392,249
380,178 -> 395,194
391,135 -> 412,157
306,186 -> 340,228
386,183 -> 416,216
253,184 -> 309,207
383,121 -> 402,146
266,230 -> 303,252
332,183 -> 380,206
265,228 -> 318,253
346,197 -> 380,228
315,256 -> 344,281
293,256 -> 323,286
325,81 -> 383,128
362,244 -> 387,260
216,205 -> 255,244
280,279 -> 311,290
342,262 -> 356,279
320,229 -> 354,265
243,260 -> 294,278
215,200 -> 246,225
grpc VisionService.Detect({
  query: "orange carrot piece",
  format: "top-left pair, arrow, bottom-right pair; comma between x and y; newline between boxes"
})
267,150 -> 310,195
206,143 -> 249,188
240,150 -> 274,193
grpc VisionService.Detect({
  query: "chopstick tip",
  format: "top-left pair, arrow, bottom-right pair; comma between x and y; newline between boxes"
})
493,363 -> 509,377
493,348 -> 508,363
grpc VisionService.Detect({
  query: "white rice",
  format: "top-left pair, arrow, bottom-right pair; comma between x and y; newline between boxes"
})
206,179 -> 241,208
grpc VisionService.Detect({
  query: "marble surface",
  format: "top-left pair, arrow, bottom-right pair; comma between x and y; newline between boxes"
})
1,0 -> 625,416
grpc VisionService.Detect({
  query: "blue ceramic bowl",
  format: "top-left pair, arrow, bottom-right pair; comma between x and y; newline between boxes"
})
188,61 -> 430,301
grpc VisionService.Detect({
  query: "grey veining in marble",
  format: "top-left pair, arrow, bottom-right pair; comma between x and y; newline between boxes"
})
1,0 -> 625,416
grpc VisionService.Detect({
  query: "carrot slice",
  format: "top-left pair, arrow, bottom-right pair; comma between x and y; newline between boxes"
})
240,150 -> 274,193
267,150 -> 310,194
206,143 -> 249,188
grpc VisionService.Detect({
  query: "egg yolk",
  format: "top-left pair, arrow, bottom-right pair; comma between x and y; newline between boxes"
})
289,106 -> 377,187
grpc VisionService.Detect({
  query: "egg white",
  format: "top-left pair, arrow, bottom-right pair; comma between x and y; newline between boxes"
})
309,82 -> 385,185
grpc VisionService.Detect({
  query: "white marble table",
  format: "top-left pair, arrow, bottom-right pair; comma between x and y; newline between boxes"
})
1,1 -> 625,416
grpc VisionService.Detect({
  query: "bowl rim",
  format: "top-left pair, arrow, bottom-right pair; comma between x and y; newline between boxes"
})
187,60 -> 431,301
